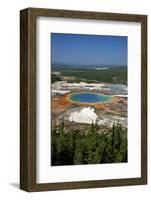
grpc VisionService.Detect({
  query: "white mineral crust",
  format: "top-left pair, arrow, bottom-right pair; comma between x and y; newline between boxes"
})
69,107 -> 98,124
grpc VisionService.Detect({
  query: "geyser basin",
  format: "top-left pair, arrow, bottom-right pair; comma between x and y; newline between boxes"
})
69,92 -> 112,103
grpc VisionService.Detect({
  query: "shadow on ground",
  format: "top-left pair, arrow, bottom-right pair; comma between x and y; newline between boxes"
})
9,183 -> 19,189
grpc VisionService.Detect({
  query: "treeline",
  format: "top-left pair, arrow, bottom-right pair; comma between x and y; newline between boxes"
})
51,74 -> 62,83
59,68 -> 127,85
51,122 -> 127,166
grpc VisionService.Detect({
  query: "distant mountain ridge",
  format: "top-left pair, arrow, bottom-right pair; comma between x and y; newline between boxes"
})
52,63 -> 127,71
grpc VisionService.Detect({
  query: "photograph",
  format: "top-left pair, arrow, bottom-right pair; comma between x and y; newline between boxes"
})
20,7 -> 147,191
51,33 -> 128,166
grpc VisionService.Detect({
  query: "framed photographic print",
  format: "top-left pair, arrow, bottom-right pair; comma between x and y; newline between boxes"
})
20,8 -> 147,191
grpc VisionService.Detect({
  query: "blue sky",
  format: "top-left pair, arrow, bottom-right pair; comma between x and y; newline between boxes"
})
51,33 -> 127,67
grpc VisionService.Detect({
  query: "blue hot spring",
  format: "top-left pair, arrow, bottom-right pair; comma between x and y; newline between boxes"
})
69,92 -> 112,103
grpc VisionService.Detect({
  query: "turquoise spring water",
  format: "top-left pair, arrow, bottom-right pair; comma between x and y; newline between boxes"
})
69,92 -> 112,103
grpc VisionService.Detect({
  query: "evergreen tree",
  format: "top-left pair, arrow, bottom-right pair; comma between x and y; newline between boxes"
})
51,121 -> 127,166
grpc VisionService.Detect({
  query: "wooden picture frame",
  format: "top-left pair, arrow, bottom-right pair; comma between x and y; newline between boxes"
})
20,7 -> 147,192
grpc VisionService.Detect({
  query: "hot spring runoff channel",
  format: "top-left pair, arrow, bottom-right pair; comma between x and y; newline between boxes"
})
69,92 -> 112,103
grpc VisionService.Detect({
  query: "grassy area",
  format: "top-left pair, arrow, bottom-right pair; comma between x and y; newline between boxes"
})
58,67 -> 127,84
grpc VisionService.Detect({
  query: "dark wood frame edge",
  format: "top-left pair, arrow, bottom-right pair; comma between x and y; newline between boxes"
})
20,7 -> 147,192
